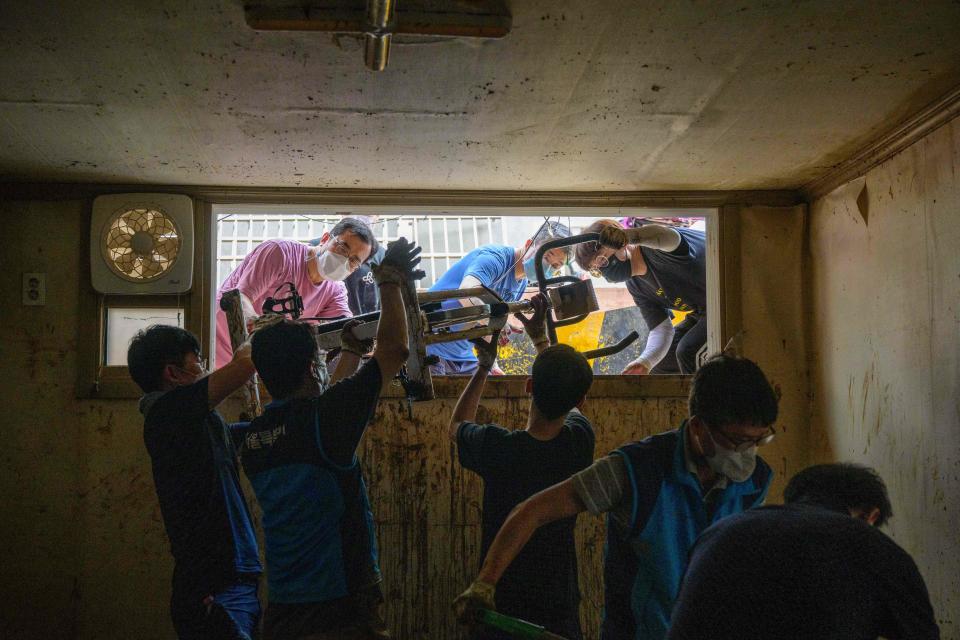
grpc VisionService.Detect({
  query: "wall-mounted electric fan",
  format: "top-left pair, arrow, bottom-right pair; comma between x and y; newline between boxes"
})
90,194 -> 194,294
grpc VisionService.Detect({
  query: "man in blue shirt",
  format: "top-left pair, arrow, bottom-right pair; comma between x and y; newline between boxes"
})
239,238 -> 423,640
128,325 -> 262,639
427,221 -> 571,375
455,354 -> 779,640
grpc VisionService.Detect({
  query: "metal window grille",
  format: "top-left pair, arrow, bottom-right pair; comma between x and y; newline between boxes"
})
216,213 -> 509,289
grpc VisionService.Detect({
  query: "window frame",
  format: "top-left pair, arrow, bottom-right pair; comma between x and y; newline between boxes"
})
78,191 -> 748,399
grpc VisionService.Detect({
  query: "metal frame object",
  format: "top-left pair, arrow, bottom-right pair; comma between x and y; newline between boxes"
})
533,232 -> 640,359
224,231 -> 638,406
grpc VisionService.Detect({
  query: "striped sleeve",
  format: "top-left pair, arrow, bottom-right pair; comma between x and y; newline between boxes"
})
572,454 -> 629,515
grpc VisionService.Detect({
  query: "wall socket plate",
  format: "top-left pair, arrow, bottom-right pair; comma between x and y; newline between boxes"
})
23,272 -> 46,306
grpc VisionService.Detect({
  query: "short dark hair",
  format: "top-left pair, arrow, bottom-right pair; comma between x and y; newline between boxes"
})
784,463 -> 893,526
688,354 -> 778,429
127,325 -> 200,393
331,217 -> 379,263
573,218 -> 620,271
531,344 -> 593,419
252,319 -> 317,400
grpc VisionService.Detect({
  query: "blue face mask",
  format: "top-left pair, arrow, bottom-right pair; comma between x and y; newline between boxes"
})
524,256 -> 561,282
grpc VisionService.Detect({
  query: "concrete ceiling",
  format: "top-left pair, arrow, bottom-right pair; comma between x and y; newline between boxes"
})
1,1 -> 959,191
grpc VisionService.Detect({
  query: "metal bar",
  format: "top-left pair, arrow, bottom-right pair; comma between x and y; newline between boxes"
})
581,331 -> 640,360
416,287 -> 491,304
219,289 -> 262,419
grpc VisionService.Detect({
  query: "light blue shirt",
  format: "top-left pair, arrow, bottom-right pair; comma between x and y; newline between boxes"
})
426,245 -> 527,363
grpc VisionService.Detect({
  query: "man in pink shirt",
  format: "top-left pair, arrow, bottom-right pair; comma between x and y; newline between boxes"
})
214,218 -> 378,368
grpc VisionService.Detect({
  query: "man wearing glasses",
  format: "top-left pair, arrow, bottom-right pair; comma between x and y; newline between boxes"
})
573,218 -> 706,375
214,217 -> 377,368
455,355 -> 778,640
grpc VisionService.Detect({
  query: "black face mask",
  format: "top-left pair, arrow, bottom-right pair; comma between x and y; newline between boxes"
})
600,255 -> 633,283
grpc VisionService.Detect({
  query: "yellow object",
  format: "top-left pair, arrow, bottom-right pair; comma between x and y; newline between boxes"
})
556,312 -> 606,366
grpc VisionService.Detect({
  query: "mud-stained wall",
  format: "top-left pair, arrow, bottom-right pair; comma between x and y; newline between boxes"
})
808,118 -> 960,635
736,204 -> 812,500
0,197 -> 810,639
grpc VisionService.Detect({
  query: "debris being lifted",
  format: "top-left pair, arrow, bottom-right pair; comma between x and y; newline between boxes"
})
222,232 -> 637,416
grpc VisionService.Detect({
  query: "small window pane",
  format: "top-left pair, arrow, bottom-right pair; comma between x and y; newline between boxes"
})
105,308 -> 184,366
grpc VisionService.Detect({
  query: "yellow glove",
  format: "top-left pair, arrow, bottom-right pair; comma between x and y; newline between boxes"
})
452,580 -> 496,627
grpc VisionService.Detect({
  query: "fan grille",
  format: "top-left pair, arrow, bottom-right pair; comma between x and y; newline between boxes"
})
101,208 -> 182,282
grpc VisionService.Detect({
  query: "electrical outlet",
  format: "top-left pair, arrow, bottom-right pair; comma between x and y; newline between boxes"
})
23,272 -> 46,306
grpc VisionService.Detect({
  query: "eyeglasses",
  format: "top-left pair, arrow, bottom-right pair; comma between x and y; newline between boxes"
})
329,238 -> 363,271
707,425 -> 776,452
585,241 -> 614,271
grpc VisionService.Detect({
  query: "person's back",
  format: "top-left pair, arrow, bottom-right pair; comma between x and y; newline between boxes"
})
241,389 -> 382,622
450,303 -> 595,640
460,411 -> 594,638
668,464 -> 940,640
241,237 -> 422,640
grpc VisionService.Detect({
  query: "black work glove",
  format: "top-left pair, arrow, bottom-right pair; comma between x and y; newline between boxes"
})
372,237 -> 425,285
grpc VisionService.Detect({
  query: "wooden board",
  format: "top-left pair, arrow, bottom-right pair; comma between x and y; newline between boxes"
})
356,391 -> 689,639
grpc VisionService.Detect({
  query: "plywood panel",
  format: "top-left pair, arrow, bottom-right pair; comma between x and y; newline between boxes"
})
356,393 -> 688,639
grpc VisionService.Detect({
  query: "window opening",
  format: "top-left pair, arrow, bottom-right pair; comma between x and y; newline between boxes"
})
214,207 -> 711,375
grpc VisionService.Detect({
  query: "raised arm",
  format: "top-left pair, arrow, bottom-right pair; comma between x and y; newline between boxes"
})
206,340 -> 256,409
599,223 -> 681,253
448,331 -> 500,441
512,293 -> 549,354
329,318 -> 372,384
453,479 -> 586,625
370,238 -> 425,387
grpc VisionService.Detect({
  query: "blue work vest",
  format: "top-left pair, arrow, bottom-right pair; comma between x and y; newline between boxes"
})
602,425 -> 771,640
240,399 -> 380,604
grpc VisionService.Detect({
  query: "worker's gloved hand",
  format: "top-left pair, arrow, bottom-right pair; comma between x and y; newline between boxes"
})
340,319 -> 374,356
453,579 -> 496,627
373,237 -> 425,285
599,224 -> 628,250
470,331 -> 500,372
514,293 -> 549,349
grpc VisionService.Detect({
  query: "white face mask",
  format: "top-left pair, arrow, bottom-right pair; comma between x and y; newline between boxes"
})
315,248 -> 351,282
702,429 -> 757,482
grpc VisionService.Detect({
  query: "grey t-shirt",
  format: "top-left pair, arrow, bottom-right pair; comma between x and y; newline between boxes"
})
572,431 -> 727,528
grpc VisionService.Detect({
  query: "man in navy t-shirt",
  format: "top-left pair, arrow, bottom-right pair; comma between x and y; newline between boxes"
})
451,295 -> 595,639
668,463 -> 940,640
427,221 -> 571,375
128,325 -> 262,639
240,238 -> 423,640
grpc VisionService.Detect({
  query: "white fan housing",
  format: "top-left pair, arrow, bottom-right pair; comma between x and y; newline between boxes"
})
91,194 -> 194,294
